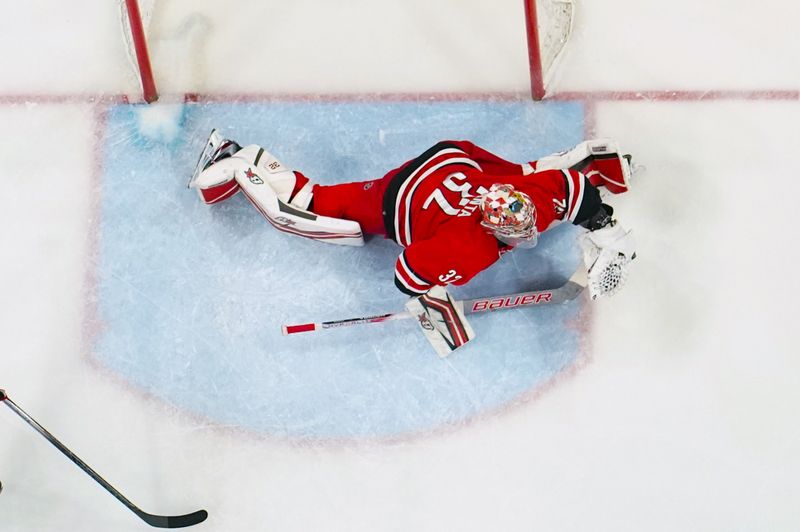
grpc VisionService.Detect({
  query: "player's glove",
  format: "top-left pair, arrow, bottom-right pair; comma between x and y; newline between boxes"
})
405,285 -> 475,357
579,221 -> 636,300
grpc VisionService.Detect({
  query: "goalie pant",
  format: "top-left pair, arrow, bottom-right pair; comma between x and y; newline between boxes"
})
297,140 -> 620,295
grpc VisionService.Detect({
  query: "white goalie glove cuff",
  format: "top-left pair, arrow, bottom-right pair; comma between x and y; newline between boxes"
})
405,286 -> 475,357
579,222 -> 636,300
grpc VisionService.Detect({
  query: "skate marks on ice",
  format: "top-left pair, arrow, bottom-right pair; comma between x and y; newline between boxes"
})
88,100 -> 587,440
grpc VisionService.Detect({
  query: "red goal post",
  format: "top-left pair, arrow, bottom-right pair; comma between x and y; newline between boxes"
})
120,0 -> 572,103
122,0 -> 158,103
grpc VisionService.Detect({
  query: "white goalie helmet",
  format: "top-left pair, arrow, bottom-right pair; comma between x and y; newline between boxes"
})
479,183 -> 538,248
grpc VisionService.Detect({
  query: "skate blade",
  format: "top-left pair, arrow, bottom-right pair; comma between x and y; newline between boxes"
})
187,129 -> 223,188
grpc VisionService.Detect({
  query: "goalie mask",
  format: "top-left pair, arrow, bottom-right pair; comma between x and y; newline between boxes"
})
479,184 -> 538,248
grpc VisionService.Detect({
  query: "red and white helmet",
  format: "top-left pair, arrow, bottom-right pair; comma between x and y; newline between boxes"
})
479,183 -> 538,248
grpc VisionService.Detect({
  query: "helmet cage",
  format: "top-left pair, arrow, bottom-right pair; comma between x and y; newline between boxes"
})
479,184 -> 538,247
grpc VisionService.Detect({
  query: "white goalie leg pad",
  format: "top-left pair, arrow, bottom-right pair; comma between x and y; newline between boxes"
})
189,130 -> 241,204
190,156 -> 242,205
232,145 -> 313,210
233,164 -> 364,246
579,222 -> 636,299
405,286 -> 476,358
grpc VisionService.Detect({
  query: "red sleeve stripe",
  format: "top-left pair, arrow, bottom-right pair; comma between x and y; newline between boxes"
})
394,252 -> 432,294
394,149 -> 482,246
563,169 -> 586,223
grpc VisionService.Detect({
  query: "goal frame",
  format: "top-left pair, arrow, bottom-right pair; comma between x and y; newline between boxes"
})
123,0 -> 565,103
524,0 -> 572,100
124,0 -> 158,103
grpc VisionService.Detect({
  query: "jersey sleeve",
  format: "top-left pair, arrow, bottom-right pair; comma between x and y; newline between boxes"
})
393,229 -> 501,296
526,168 -> 605,229
445,140 -> 534,176
561,169 -> 604,225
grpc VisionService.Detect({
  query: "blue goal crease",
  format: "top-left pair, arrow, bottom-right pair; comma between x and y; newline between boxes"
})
90,100 -> 586,439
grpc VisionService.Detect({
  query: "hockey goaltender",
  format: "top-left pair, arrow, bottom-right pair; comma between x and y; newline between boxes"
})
189,132 -> 636,356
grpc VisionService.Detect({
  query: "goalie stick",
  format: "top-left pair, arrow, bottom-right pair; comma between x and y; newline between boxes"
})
0,389 -> 208,529
282,266 -> 587,335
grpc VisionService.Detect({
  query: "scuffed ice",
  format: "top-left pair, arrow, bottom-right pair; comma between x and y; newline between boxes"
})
92,100 -> 586,439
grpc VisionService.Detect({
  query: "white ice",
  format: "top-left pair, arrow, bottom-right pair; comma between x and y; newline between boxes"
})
1,1 -> 799,531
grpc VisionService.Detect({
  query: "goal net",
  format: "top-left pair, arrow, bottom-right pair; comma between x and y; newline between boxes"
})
526,0 -> 575,99
119,0 -> 574,102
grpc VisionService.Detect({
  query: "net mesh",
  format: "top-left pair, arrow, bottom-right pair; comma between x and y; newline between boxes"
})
536,0 -> 575,86
117,1 -> 572,99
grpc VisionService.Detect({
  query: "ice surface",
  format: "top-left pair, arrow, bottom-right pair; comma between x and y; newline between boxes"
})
2,1 -> 799,531
93,101 -> 586,438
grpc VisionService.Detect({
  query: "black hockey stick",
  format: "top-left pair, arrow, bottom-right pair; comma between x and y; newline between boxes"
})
0,389 -> 208,528
282,266 -> 588,335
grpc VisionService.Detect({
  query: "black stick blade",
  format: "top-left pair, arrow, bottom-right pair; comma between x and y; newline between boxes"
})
137,509 -> 208,528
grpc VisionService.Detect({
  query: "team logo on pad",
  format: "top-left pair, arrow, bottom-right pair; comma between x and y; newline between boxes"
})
244,168 -> 263,185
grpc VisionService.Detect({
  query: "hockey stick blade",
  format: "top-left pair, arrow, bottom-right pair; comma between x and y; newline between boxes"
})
0,389 -> 208,529
135,509 -> 209,529
282,266 -> 588,335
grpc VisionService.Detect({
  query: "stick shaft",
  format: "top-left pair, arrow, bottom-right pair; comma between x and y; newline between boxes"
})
0,390 -> 207,528
463,268 -> 587,314
282,267 -> 587,335
2,395 -> 142,513
283,311 -> 411,335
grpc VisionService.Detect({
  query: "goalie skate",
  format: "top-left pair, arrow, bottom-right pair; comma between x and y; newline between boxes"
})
188,129 -> 241,188
188,129 -> 223,188
188,129 -> 244,204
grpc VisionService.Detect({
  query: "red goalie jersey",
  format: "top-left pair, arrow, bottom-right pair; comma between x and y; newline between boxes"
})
309,140 -> 607,296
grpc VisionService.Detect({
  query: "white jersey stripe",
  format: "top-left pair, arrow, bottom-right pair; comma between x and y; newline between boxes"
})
393,148 -> 465,243
562,170 -> 574,221
398,252 -> 429,288
395,256 -> 430,293
395,150 -> 475,245
396,154 -> 482,246
402,157 -> 482,246
568,171 -> 585,222
395,275 -> 428,295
